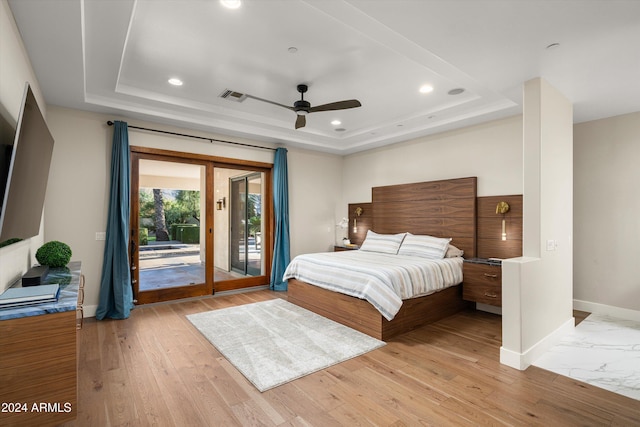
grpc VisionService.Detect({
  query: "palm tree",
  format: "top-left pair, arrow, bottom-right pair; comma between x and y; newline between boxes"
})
153,189 -> 170,241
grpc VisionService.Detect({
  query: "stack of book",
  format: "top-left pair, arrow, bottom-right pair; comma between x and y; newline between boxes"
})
0,284 -> 60,309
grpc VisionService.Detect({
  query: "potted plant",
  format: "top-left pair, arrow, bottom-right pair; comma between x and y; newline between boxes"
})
36,240 -> 72,268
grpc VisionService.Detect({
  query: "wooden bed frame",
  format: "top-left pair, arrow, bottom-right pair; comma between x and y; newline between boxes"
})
287,177 -> 478,341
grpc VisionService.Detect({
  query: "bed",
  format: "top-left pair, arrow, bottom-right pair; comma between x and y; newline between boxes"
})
286,177 -> 478,340
284,250 -> 463,321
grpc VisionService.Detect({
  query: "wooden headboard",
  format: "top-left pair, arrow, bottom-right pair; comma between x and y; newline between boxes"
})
364,177 -> 478,258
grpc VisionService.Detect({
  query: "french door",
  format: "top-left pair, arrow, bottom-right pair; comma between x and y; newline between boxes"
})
130,152 -> 214,304
213,167 -> 269,292
130,147 -> 273,304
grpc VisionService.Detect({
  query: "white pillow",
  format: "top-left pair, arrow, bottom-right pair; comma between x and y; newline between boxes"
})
398,234 -> 451,259
445,244 -> 464,258
359,230 -> 406,254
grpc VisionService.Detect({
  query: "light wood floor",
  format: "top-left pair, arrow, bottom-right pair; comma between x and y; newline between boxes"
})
66,290 -> 639,426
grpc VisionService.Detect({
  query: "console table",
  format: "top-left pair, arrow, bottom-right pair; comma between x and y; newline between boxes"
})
0,261 -> 82,427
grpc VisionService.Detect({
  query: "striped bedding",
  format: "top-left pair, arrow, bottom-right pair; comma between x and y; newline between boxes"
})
283,251 -> 463,321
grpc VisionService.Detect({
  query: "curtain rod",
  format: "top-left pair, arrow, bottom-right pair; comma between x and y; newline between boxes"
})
106,121 -> 276,151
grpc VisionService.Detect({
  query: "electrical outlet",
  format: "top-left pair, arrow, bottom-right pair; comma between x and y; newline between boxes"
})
95,232 -> 106,241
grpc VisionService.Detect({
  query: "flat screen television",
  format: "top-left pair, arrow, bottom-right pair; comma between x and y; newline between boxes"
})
0,83 -> 55,243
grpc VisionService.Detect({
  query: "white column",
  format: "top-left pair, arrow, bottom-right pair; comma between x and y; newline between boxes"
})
501,78 -> 574,369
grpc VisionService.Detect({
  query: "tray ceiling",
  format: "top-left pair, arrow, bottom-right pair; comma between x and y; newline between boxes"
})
8,0 -> 640,154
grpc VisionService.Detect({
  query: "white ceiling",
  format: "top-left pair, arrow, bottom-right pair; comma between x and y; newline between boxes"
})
8,0 -> 640,155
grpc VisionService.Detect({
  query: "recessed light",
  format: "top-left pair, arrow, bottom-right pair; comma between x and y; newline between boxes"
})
335,128 -> 346,132
448,88 -> 465,95
419,84 -> 434,94
546,42 -> 560,50
331,120 -> 341,126
220,0 -> 241,9
168,78 -> 183,86
288,47 -> 298,54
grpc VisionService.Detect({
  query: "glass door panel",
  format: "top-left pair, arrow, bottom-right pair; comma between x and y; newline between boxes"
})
131,155 -> 212,304
246,173 -> 262,277
213,168 -> 265,288
230,176 -> 247,274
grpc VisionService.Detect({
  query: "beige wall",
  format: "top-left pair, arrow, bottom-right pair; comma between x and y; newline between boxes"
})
574,112 -> 640,315
287,147 -> 344,256
342,115 -> 523,205
43,107 -> 343,315
0,0 -> 46,292
42,108 -> 112,315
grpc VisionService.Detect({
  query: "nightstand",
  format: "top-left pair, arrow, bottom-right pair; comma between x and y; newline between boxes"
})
462,258 -> 502,307
334,245 -> 358,252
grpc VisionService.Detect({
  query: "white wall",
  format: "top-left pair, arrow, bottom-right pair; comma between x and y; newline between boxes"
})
501,78 -> 574,370
0,0 -> 46,292
43,107 -> 343,315
287,147 -> 344,256
42,108 -> 112,315
574,112 -> 640,317
342,115 -> 523,207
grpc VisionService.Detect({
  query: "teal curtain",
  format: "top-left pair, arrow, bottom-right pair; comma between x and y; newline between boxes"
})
270,147 -> 290,291
96,121 -> 134,320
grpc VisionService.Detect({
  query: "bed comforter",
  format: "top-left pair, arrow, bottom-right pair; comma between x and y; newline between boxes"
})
282,250 -> 463,320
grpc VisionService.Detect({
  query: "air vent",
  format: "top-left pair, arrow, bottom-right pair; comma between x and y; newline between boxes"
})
219,89 -> 247,102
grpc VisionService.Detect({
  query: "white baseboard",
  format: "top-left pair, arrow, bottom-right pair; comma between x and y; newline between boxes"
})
500,317 -> 575,370
476,302 -> 502,315
83,304 -> 97,318
499,347 -> 527,370
573,299 -> 640,322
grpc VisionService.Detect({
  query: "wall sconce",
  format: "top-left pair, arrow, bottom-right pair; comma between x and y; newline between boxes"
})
353,207 -> 363,233
216,197 -> 226,210
496,201 -> 510,241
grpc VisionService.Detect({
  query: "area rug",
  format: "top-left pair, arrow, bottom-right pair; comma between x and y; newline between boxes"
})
533,313 -> 640,401
186,298 -> 385,392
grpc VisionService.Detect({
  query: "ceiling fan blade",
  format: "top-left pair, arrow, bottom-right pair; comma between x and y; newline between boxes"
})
295,115 -> 306,129
245,94 -> 294,111
309,99 -> 361,113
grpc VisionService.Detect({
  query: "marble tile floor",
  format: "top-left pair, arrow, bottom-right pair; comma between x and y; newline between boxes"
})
533,313 -> 640,401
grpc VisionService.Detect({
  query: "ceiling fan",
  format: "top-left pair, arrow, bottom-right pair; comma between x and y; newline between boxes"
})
244,84 -> 361,129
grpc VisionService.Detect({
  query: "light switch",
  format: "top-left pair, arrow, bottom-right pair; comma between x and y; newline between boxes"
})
546,239 -> 556,251
96,232 -> 106,241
